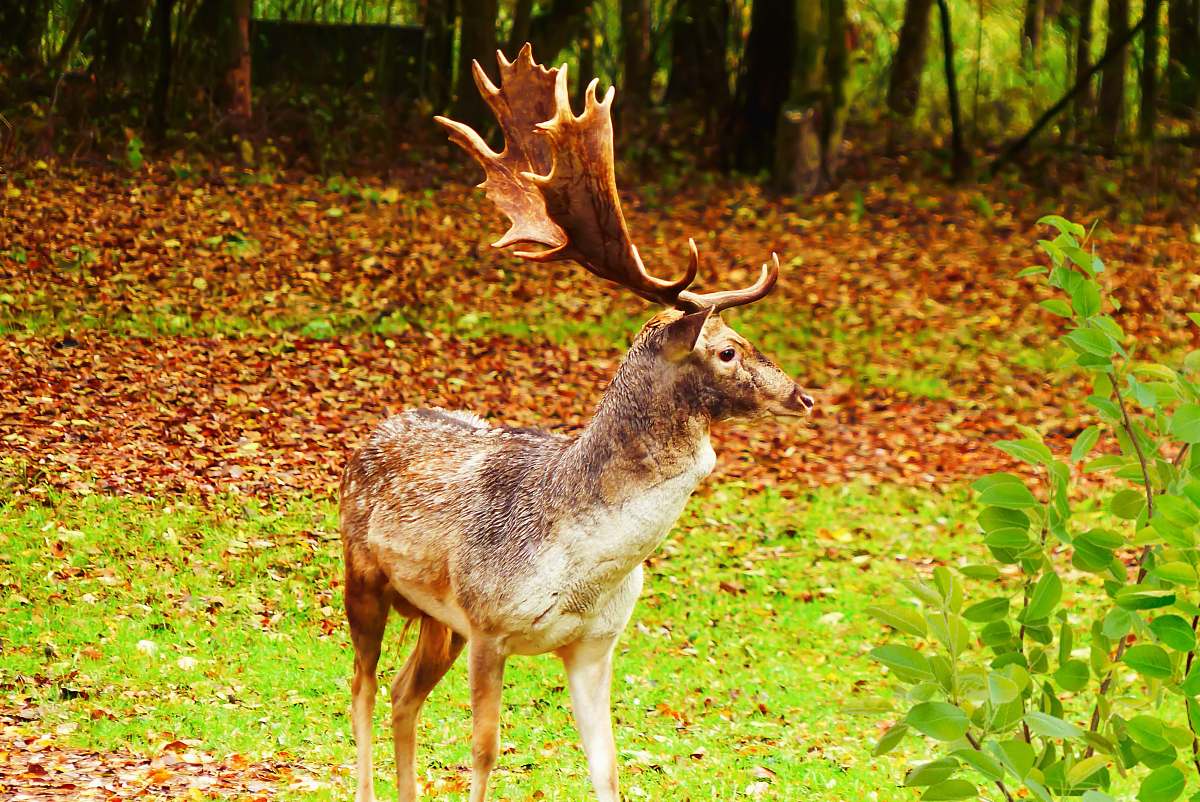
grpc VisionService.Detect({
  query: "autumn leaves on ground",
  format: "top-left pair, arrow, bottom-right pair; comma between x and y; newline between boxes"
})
2,155 -> 1198,800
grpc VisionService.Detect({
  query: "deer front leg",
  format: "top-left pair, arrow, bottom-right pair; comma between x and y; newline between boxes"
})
560,637 -> 620,802
467,637 -> 507,802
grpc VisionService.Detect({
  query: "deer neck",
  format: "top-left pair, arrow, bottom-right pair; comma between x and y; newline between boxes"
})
567,354 -> 715,503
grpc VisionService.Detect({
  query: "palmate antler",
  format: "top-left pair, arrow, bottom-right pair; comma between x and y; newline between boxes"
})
434,43 -> 779,313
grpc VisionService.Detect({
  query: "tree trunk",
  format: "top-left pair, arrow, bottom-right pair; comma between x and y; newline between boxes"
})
1072,0 -> 1095,133
527,0 -> 592,64
0,0 -> 50,66
666,0 -> 731,117
149,0 -> 175,141
620,0 -> 652,109
936,0 -> 967,179
453,0 -> 498,128
421,0 -> 454,110
508,0 -> 534,53
721,0 -> 795,172
1023,0 -> 1045,63
95,0 -> 151,90
226,0 -> 252,119
1167,0 -> 1200,113
575,9 -> 596,108
774,0 -> 847,195
886,0 -> 935,120
1098,0 -> 1129,150
1140,0 -> 1163,138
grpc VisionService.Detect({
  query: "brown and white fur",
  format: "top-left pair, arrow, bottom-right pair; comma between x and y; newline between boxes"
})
340,307 -> 813,802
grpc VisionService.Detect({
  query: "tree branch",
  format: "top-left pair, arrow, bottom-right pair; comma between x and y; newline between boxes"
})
990,12 -> 1150,174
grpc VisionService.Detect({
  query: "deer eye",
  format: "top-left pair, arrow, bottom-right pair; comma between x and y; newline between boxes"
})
719,347 -> 737,363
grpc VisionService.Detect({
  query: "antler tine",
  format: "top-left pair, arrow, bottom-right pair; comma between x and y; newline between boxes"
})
677,253 -> 781,313
439,45 -> 788,314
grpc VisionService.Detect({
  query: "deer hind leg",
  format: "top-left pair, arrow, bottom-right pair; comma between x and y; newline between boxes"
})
390,615 -> 465,802
345,568 -> 393,802
559,637 -> 620,802
467,637 -> 507,802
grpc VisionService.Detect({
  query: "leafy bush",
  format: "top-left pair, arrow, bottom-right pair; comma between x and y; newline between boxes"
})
868,215 -> 1200,801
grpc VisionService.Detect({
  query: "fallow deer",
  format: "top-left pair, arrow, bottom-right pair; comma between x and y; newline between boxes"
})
340,44 -> 814,802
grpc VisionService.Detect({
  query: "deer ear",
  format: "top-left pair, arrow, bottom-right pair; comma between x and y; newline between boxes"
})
661,307 -> 713,362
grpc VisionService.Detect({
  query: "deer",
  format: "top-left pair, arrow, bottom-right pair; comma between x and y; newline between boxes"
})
340,43 -> 815,802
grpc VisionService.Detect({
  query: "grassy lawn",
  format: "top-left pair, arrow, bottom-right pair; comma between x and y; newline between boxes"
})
0,482 -> 983,800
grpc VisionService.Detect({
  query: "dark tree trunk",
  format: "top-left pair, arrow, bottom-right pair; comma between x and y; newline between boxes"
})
95,0 -> 151,90
1167,0 -> 1200,112
1098,0 -> 1129,150
508,0 -> 534,53
1072,0 -> 1095,133
575,10 -> 596,108
227,0 -> 252,119
886,0 -> 935,120
526,0 -> 592,66
665,0 -> 730,116
1023,0 -> 1045,62
722,0 -> 795,172
774,0 -> 847,194
149,0 -> 175,140
421,0 -> 454,110
1141,0 -> 1163,138
620,0 -> 652,109
453,0 -> 498,127
0,0 -> 50,66
936,0 -> 967,179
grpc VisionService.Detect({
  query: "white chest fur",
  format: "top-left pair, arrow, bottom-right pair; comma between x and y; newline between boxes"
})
561,436 -> 715,591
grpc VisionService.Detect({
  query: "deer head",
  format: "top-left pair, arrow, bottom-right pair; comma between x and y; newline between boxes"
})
435,45 -> 814,424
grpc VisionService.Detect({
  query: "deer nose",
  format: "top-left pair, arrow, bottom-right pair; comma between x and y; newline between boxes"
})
789,386 -> 815,411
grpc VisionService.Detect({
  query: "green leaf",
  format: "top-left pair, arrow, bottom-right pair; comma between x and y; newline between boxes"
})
1024,711 -> 1084,738
988,671 -> 1020,704
871,645 -> 934,684
905,757 -> 960,787
964,598 -> 1011,623
977,480 -> 1039,510
1155,562 -> 1199,585
1110,489 -> 1147,520
951,749 -> 1003,781
1137,765 -> 1185,802
1017,266 -> 1049,278
989,738 -> 1035,779
1116,587 -> 1177,610
1170,404 -> 1200,443
1067,755 -> 1109,786
1026,572 -> 1063,620
922,780 -> 977,801
867,605 -> 928,637
958,564 -> 1000,580
1071,280 -> 1102,318
1188,312 -> 1200,328
1039,299 -> 1073,318
1054,659 -> 1090,692
1123,644 -> 1173,680
1065,327 -> 1116,357
1181,665 -> 1200,696
1082,792 -> 1116,802
874,723 -> 908,756
1126,715 -> 1171,752
1071,426 -> 1102,463
1038,214 -> 1087,238
1150,615 -> 1196,651
906,702 -> 970,741
995,439 -> 1054,466
978,506 -> 1031,534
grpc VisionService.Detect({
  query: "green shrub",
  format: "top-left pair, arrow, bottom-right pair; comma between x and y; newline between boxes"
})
868,215 -> 1200,802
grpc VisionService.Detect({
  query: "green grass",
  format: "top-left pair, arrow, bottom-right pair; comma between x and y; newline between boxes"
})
0,483 -> 981,800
